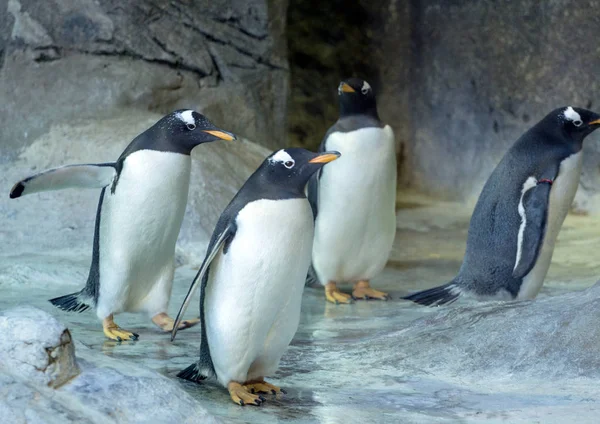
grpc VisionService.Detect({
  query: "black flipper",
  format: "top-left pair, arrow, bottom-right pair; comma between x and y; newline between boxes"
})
512,179 -> 552,279
402,282 -> 460,306
49,291 -> 92,313
172,221 -> 237,382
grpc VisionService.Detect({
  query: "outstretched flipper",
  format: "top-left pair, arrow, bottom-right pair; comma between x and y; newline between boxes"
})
512,178 -> 552,278
10,163 -> 117,198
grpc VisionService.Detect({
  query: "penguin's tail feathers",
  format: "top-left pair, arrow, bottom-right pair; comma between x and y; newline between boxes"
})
177,362 -> 211,384
305,263 -> 320,287
49,291 -> 92,313
402,282 -> 460,307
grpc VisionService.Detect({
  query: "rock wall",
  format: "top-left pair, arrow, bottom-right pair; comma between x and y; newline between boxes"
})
287,0 -> 600,212
406,0 -> 600,211
0,0 -> 288,161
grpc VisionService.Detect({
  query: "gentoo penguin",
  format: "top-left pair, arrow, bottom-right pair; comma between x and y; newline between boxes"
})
172,148 -> 340,406
10,110 -> 236,340
404,106 -> 600,306
307,78 -> 397,304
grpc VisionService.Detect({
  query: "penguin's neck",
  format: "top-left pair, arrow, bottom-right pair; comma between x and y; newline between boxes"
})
339,104 -> 380,121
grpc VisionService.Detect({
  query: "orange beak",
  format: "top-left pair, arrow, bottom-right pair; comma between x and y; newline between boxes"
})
589,119 -> 600,126
309,152 -> 341,164
203,130 -> 237,141
340,82 -> 355,93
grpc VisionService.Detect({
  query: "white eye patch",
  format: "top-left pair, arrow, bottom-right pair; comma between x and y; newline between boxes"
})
563,106 -> 582,125
177,110 -> 196,126
361,81 -> 371,94
269,149 -> 295,163
269,149 -> 295,168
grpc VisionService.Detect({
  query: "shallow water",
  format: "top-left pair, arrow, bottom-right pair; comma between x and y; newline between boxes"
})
2,198 -> 600,423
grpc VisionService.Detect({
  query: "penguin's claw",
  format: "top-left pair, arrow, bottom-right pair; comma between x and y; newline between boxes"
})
243,380 -> 284,395
152,312 -> 200,332
103,325 -> 139,342
324,282 -> 353,304
228,382 -> 264,406
352,281 -> 389,301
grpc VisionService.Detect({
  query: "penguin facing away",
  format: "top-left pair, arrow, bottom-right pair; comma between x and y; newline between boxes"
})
307,78 -> 397,304
172,148 -> 340,406
10,110 -> 236,341
404,106 -> 600,306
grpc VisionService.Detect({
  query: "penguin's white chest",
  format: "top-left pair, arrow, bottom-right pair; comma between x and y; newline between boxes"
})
205,198 -> 314,386
518,152 -> 582,299
97,150 -> 191,314
313,125 -> 397,283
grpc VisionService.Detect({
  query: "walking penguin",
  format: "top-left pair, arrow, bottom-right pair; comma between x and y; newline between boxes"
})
10,110 -> 236,340
172,148 -> 340,406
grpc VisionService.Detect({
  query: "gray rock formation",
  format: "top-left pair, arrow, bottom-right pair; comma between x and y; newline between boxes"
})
404,1 -> 600,211
0,306 -> 79,388
389,281 -> 600,380
0,0 -> 288,162
0,306 -> 219,424
287,0 -> 600,212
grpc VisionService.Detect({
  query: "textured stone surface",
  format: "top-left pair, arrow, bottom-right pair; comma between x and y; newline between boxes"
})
0,0 -> 288,160
395,281 -> 600,380
0,112 -> 270,266
0,306 -> 79,388
403,1 -> 600,209
0,308 -> 219,423
288,0 -> 600,211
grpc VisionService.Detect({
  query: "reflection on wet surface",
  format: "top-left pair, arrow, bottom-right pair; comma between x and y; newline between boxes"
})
2,198 -> 600,422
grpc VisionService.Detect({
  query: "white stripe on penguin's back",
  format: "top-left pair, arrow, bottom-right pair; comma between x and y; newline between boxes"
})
517,151 -> 583,300
513,176 -> 538,272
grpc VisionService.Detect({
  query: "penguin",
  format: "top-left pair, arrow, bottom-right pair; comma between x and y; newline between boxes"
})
403,106 -> 600,306
171,148 -> 340,406
9,110 -> 236,340
307,78 -> 397,304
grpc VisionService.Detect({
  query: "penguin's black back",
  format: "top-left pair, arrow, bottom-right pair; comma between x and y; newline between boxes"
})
458,122 -> 580,296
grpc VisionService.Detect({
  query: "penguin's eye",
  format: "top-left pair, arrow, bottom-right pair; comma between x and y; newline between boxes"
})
573,120 -> 583,127
186,123 -> 196,130
284,160 -> 295,169
361,86 -> 369,95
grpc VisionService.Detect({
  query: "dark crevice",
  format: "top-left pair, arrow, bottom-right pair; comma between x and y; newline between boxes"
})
181,22 -> 284,70
32,45 -> 210,78
150,36 -> 181,63
206,44 -> 224,83
212,17 -> 269,41
286,0 -> 380,149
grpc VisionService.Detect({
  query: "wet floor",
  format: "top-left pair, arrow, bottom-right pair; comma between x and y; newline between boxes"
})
2,197 -> 600,423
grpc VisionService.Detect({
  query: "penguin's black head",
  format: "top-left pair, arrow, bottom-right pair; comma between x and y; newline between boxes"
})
338,78 -> 378,119
161,109 -> 237,153
260,148 -> 340,193
547,106 -> 600,144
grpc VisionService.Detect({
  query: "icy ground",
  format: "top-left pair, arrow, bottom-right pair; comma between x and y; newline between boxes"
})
2,195 -> 600,423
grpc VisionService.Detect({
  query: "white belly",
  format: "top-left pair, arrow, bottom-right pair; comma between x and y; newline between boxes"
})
312,125 -> 397,283
97,150 -> 191,314
205,198 -> 314,386
518,152 -> 582,299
